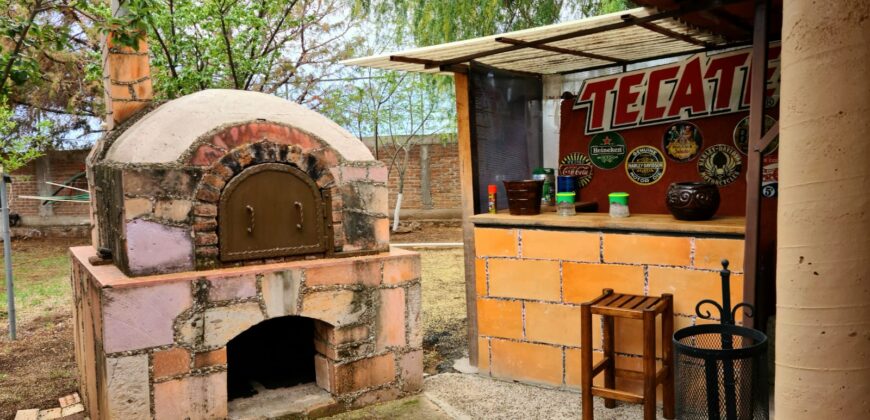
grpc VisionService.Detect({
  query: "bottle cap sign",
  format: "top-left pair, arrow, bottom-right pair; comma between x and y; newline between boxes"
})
588,132 -> 627,169
625,146 -> 666,185
559,153 -> 594,188
698,144 -> 743,186
662,122 -> 703,162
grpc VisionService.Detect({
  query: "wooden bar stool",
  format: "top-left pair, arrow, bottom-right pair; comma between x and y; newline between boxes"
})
580,288 -> 674,420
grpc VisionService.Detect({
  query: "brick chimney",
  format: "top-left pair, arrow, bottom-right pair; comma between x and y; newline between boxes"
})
102,11 -> 153,130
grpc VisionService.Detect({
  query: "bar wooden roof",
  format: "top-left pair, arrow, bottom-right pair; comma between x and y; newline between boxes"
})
343,1 -> 762,76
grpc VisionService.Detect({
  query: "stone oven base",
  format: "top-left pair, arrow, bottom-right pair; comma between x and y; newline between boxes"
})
70,245 -> 423,420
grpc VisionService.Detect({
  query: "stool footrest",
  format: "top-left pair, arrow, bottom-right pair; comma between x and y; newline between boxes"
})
591,386 -> 644,404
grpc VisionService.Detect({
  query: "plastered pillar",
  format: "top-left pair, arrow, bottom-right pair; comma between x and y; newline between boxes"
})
776,1 -> 870,418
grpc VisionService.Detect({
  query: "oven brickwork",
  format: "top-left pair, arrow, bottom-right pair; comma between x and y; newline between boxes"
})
473,227 -> 745,397
90,118 -> 389,277
70,245 -> 423,419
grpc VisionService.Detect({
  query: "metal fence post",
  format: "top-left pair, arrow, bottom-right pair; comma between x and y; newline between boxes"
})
1,172 -> 16,340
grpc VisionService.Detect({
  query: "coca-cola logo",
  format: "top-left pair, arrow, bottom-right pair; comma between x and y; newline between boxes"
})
559,153 -> 594,187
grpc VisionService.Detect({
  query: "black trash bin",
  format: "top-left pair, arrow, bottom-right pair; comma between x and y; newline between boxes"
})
673,260 -> 769,420
674,323 -> 768,420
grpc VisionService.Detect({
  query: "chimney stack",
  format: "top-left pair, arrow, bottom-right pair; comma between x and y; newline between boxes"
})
102,5 -> 153,130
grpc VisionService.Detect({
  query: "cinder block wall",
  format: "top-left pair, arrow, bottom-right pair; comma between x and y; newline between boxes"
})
473,227 -> 745,396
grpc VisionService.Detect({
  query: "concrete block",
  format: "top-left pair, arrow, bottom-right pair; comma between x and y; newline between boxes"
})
153,372 -> 228,419
301,290 -> 366,327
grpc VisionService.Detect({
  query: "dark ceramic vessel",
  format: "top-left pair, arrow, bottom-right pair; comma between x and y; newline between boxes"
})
666,182 -> 720,221
503,180 -> 544,215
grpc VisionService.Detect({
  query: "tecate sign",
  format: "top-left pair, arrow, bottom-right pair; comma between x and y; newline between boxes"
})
572,44 -> 780,135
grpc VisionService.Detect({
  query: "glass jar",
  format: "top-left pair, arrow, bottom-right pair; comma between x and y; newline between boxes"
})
556,192 -> 576,216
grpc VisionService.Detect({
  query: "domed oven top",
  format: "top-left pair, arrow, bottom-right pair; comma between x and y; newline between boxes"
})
88,90 -> 389,277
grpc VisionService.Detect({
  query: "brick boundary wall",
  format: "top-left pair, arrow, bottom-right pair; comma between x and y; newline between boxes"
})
7,140 -> 462,229
473,226 -> 745,398
8,150 -> 90,224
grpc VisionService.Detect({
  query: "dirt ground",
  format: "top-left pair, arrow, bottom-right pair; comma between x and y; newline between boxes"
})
0,237 -> 88,420
0,232 -> 466,419
390,225 -> 462,243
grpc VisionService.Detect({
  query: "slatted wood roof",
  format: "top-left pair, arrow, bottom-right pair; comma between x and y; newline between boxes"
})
343,1 -> 758,76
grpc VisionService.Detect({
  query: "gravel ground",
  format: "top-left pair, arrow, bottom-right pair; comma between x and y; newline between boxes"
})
423,373 -> 666,420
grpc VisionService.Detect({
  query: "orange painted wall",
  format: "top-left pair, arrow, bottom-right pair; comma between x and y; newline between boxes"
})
474,226 -> 745,396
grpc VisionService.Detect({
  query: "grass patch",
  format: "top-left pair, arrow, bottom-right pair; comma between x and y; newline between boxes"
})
0,238 -> 85,325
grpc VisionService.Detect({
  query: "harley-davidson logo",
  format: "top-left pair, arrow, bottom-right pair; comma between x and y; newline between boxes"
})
625,146 -> 666,185
698,144 -> 743,186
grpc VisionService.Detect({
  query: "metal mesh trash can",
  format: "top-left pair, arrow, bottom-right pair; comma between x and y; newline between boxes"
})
674,324 -> 768,419
674,259 -> 770,419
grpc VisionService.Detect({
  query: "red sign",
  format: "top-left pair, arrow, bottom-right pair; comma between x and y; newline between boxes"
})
573,44 -> 781,134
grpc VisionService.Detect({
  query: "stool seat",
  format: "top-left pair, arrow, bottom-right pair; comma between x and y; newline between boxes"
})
588,292 -> 667,319
581,289 -> 675,420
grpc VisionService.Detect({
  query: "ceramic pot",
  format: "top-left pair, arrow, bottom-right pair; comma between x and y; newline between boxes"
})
666,182 -> 720,221
503,180 -> 544,215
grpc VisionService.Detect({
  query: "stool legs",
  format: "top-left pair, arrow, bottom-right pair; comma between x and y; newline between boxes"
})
601,315 -> 615,409
642,310 -> 656,420
662,294 -> 675,419
580,303 -> 593,420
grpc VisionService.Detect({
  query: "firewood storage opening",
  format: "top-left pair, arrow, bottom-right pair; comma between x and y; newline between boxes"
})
226,316 -> 318,400
674,324 -> 769,420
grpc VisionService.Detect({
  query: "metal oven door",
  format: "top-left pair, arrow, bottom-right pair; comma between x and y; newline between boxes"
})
219,163 -> 326,261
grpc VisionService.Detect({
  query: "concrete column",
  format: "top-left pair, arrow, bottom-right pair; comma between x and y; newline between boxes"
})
776,1 -> 870,418
420,144 -> 433,209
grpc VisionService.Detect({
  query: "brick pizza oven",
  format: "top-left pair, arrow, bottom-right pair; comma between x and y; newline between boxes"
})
70,89 -> 423,419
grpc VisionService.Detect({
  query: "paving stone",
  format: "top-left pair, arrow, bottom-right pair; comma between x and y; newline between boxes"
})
261,269 -> 303,318
36,408 -> 61,420
103,281 -> 192,353
105,354 -> 150,420
202,302 -> 265,348
60,403 -> 85,417
14,409 -> 39,420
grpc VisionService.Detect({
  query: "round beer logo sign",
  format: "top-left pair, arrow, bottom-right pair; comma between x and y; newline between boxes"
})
559,152 -> 594,187
625,146 -> 666,185
698,144 -> 743,186
588,132 -> 626,169
734,115 -> 778,155
662,122 -> 703,162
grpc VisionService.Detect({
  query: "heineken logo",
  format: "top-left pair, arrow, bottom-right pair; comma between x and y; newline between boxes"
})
588,132 -> 626,170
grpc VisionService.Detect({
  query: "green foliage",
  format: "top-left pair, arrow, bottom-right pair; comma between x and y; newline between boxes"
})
353,0 -> 566,47
116,0 -> 360,106
0,97 -> 51,172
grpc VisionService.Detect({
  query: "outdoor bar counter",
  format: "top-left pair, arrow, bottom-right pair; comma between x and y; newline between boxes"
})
470,212 -> 746,395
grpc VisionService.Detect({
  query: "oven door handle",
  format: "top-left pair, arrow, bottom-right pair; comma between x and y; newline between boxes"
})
294,201 -> 304,230
245,205 -> 255,234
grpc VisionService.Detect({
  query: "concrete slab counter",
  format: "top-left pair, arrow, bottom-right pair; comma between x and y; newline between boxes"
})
470,213 -> 745,398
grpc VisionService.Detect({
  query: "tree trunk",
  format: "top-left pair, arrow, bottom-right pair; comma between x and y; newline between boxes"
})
776,1 -> 870,418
